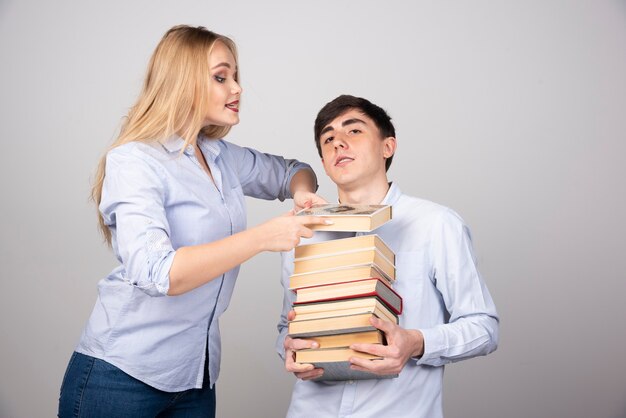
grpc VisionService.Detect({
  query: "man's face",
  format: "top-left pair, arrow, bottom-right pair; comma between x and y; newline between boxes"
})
319,109 -> 395,190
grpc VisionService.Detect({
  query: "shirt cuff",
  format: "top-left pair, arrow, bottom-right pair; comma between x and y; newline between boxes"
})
135,250 -> 176,297
412,326 -> 444,366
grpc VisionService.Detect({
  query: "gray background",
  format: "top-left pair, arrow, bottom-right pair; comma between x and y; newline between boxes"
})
1,1 -> 625,417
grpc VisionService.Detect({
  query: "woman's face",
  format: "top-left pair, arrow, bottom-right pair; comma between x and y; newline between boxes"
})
204,41 -> 241,127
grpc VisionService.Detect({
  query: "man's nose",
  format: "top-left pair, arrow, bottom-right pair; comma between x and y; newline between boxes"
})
334,135 -> 348,149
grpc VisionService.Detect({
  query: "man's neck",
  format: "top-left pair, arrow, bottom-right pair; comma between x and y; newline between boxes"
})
337,177 -> 390,205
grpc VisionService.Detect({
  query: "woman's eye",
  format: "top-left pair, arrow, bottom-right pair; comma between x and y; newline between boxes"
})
214,75 -> 226,83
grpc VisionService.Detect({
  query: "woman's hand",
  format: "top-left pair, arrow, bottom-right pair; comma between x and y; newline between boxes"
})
293,191 -> 328,212
253,212 -> 332,252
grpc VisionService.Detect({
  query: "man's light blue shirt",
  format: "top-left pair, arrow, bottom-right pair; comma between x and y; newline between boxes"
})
76,135 -> 312,392
276,183 -> 499,418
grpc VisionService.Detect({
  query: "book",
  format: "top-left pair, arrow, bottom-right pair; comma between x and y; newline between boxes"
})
308,361 -> 398,381
306,330 -> 385,349
293,297 -> 398,323
288,311 -> 397,338
295,347 -> 398,381
294,278 -> 403,315
296,204 -> 392,232
293,248 -> 395,280
295,234 -> 394,267
289,263 -> 393,290
296,347 -> 380,363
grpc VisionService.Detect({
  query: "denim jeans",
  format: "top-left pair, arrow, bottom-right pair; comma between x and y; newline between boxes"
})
58,352 -> 216,418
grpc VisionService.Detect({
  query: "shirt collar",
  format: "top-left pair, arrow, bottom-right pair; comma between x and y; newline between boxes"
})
335,182 -> 402,206
381,182 -> 402,206
159,135 -> 222,162
160,135 -> 188,154
197,135 -> 222,163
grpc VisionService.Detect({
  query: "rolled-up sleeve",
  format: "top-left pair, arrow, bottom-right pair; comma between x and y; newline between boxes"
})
99,149 -> 175,297
222,141 -> 314,201
416,209 -> 499,366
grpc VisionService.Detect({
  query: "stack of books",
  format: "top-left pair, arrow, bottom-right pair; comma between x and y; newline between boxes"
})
289,204 -> 402,381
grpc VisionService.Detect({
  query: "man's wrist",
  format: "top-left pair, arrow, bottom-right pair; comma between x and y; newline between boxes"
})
409,329 -> 425,358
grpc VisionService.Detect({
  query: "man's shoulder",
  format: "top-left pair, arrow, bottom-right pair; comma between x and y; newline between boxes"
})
395,192 -> 452,218
393,191 -> 466,233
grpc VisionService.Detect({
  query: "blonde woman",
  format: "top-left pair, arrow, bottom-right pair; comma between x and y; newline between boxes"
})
58,25 -> 328,418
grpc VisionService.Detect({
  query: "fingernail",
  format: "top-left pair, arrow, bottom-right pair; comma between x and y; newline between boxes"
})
311,342 -> 319,348
324,220 -> 334,225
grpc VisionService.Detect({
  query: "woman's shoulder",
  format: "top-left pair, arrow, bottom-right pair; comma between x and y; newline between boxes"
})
107,141 -> 170,164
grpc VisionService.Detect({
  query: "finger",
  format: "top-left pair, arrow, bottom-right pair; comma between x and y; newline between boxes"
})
350,343 -> 388,357
282,210 -> 296,217
296,368 -> 325,380
311,195 -> 328,205
299,226 -> 314,239
287,310 -> 296,321
370,315 -> 397,335
298,215 -> 333,226
289,338 -> 319,350
286,359 -> 316,373
348,356 -> 383,372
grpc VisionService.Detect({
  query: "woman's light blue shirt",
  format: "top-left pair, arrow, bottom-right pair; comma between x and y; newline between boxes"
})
76,135 -> 312,392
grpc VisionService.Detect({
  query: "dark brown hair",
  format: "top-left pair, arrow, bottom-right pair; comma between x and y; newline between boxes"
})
314,95 -> 396,171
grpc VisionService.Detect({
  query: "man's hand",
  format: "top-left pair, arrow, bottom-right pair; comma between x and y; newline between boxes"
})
349,316 -> 424,376
284,310 -> 324,380
293,190 -> 328,212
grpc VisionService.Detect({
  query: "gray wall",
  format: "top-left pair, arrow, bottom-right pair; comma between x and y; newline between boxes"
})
1,1 -> 625,417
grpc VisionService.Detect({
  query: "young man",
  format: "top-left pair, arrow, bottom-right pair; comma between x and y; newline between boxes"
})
276,95 -> 499,417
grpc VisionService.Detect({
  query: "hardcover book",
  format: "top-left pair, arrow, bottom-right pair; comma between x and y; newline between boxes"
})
288,311 -> 397,339
294,278 -> 403,315
293,249 -> 395,281
306,330 -> 385,349
295,234 -> 394,266
296,204 -> 392,232
289,263 -> 393,290
295,347 -> 398,381
293,296 -> 398,323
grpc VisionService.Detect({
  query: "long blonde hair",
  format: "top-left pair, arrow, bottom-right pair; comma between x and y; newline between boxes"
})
92,25 -> 239,244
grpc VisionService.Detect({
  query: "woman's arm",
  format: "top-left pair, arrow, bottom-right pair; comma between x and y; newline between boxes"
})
168,213 -> 330,295
289,168 -> 327,210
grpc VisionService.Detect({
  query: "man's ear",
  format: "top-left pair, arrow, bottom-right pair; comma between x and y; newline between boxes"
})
383,137 -> 397,159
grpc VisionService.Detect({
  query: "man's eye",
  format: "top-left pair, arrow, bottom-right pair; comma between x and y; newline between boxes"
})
214,75 -> 226,83
350,129 -> 361,134
324,136 -> 334,144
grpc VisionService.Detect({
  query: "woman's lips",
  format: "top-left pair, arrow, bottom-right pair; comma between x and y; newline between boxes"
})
226,101 -> 239,112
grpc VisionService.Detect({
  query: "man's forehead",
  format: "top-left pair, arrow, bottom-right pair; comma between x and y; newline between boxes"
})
324,109 -> 374,130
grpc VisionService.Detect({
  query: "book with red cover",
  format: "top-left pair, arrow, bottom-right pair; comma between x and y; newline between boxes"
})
294,278 -> 403,315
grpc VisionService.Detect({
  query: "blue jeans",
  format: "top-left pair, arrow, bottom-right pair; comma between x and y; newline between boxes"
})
58,352 -> 216,418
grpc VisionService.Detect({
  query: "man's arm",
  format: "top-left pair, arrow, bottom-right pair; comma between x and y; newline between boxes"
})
350,209 -> 499,374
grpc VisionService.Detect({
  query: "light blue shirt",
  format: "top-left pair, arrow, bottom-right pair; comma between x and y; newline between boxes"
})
76,135 -> 313,392
276,183 -> 499,418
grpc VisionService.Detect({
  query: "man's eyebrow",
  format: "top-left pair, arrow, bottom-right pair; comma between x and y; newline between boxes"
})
342,118 -> 366,127
320,118 -> 367,136
320,125 -> 335,136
